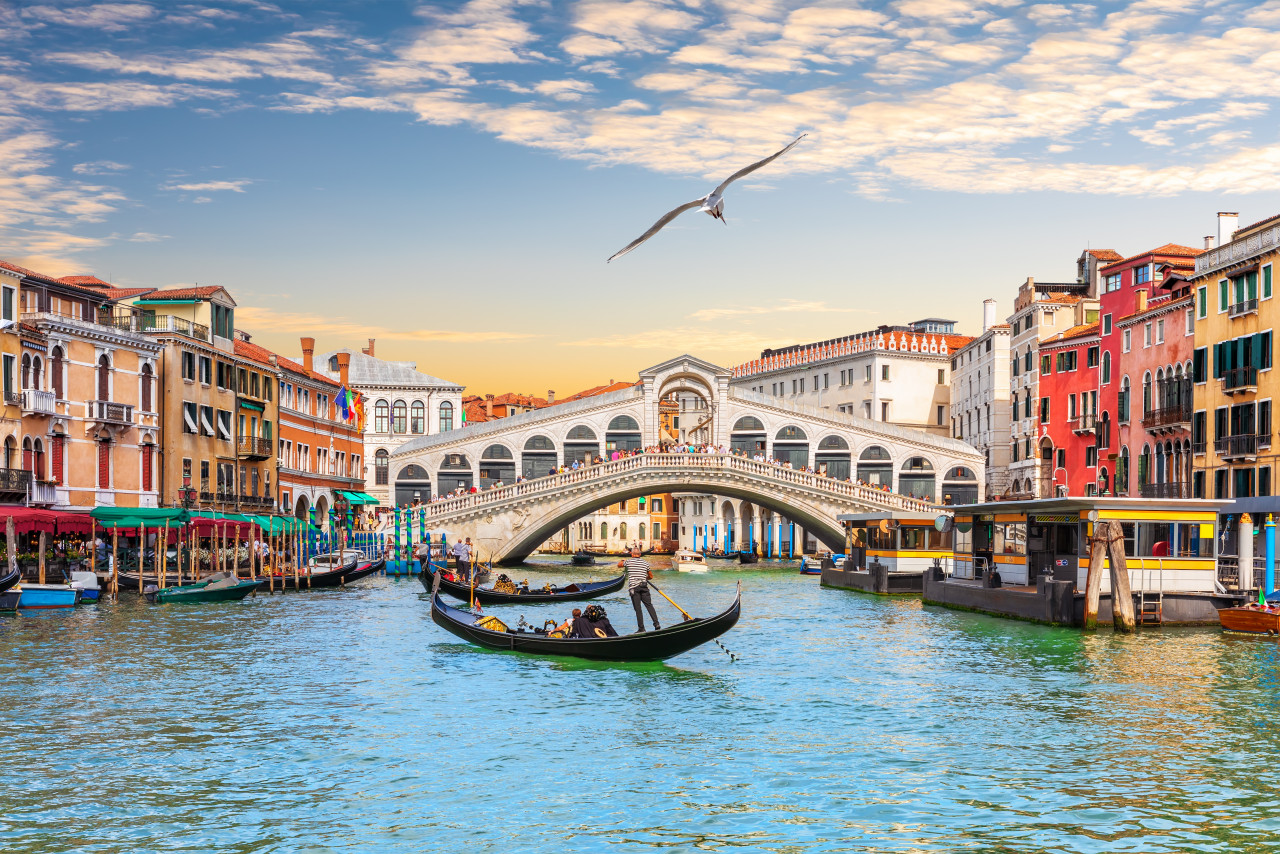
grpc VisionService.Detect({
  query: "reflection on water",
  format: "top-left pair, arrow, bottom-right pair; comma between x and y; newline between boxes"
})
2,565 -> 1279,853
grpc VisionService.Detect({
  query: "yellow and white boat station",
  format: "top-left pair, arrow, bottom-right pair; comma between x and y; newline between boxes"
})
839,512 -> 953,574
950,498 -> 1222,594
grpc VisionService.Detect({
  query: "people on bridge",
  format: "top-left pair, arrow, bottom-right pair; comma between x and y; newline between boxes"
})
619,547 -> 660,633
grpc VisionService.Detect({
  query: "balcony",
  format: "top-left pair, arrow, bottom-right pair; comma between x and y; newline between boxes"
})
1229,298 -> 1259,318
1139,481 -> 1190,499
0,468 -> 31,495
238,436 -> 273,461
1192,441 -> 1207,455
21,389 -> 57,416
1068,412 -> 1099,434
86,400 -> 134,426
22,308 -> 151,340
28,480 -> 56,505
1141,404 -> 1192,433
140,314 -> 210,342
1215,433 -> 1260,460
1224,366 -> 1258,394
239,494 -> 276,510
2,391 -> 20,407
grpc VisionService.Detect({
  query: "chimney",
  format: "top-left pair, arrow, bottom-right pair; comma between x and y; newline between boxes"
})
1218,211 -> 1239,246
485,393 -> 493,418
547,389 -> 555,404
1205,235 -> 1216,250
268,354 -> 278,367
362,337 -> 375,358
1135,289 -> 1148,313
982,299 -> 997,332
300,337 -> 315,373
335,352 -> 350,387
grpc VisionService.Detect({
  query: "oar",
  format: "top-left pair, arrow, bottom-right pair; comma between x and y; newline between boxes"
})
647,581 -> 691,622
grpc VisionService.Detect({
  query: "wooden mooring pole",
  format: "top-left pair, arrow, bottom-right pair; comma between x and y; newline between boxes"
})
1105,520 -> 1137,634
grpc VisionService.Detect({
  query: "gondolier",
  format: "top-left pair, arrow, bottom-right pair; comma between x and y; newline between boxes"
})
452,538 -> 471,580
620,547 -> 660,633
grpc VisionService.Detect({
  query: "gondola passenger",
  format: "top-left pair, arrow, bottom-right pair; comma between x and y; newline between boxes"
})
578,604 -> 618,638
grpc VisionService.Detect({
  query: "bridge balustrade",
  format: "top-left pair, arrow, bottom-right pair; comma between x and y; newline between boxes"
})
420,453 -> 940,518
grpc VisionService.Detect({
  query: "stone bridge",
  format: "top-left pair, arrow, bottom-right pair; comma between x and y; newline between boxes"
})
415,453 -> 943,564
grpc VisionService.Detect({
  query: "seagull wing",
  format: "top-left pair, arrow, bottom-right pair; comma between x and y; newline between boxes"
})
711,133 -> 807,197
607,197 -> 707,263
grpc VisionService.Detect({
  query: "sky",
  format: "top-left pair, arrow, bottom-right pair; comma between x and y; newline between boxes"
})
5,0 -> 1280,395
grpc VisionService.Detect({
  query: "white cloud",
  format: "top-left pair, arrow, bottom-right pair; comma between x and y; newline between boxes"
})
23,3 -> 156,32
127,231 -> 169,242
162,180 -> 252,193
72,160 -> 131,175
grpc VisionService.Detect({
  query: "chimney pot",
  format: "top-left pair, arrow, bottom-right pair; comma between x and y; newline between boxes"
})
335,352 -> 350,388
364,338 -> 375,358
547,389 -> 555,404
1218,211 -> 1239,246
485,395 -> 493,418
1205,235 -> 1216,249
1136,289 -> 1148,313
982,298 -> 997,332
300,337 -> 315,374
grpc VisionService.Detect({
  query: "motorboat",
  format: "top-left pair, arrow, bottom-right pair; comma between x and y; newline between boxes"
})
674,549 -> 709,573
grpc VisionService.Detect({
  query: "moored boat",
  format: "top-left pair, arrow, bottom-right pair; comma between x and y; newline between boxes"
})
70,571 -> 101,601
429,579 -> 742,662
1217,604 -> 1280,634
0,589 -> 18,611
674,549 -> 709,573
17,584 -> 81,609
737,550 -> 759,565
258,557 -> 357,590
147,573 -> 264,604
571,550 -> 597,566
419,564 -> 626,604
343,557 -> 386,584
0,566 -> 19,596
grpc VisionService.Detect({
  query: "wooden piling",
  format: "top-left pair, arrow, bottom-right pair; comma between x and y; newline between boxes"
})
1083,522 -> 1107,631
139,525 -> 147,593
1105,521 -> 1137,634
38,530 -> 46,585
155,523 -> 164,589
6,516 -> 16,582
110,530 -> 119,597
89,521 -> 98,597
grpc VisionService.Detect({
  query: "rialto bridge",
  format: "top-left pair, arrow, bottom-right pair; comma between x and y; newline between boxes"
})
391,356 -> 982,563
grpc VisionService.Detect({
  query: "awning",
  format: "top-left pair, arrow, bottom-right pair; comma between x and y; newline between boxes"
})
339,491 -> 380,505
0,507 -> 59,534
239,400 -> 264,412
91,507 -> 190,530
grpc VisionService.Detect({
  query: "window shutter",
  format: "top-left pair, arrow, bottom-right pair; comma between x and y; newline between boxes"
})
51,436 -> 63,484
98,442 -> 110,489
1254,333 -> 1266,371
142,445 -> 153,492
1193,348 -> 1206,383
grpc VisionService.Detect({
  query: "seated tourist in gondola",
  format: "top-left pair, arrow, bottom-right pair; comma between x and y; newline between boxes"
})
576,604 -> 619,638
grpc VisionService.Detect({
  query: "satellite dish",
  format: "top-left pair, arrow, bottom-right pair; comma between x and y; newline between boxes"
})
934,515 -> 954,533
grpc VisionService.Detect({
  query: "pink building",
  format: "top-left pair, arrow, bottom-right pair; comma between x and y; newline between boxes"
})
1038,323 -> 1101,496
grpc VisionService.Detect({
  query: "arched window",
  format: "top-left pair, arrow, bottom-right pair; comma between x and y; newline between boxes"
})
374,399 -> 389,433
1102,350 -> 1111,385
480,444 -> 515,488
50,347 -> 63,399
775,425 -> 807,441
20,354 -> 30,390
818,435 -> 849,450
31,356 -> 41,391
733,416 -> 765,432
140,363 -> 154,412
439,401 -> 454,431
3,435 -> 14,469
856,445 -> 892,486
97,437 -> 111,489
1142,371 -> 1152,415
608,415 -> 639,431
392,400 -> 407,433
566,425 -> 597,441
599,521 -> 607,541
21,437 -> 32,472
1119,375 -> 1131,422
899,457 -> 936,501
860,445 -> 891,460
410,401 -> 425,433
375,449 -> 389,485
139,442 -> 152,492
620,522 -> 627,540
1117,446 -> 1130,495
97,354 -> 110,400
639,522 -> 646,540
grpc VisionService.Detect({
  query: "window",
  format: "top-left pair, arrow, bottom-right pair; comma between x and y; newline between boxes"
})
211,303 -> 234,339
1143,323 -> 1152,347
1086,346 -> 1099,368
1186,308 -> 1194,335
937,404 -> 944,426
1041,354 -> 1051,375
881,401 -> 889,421
1194,347 -> 1207,383
439,401 -> 454,431
1103,314 -> 1112,336
824,373 -> 829,390
199,405 -> 214,436
1086,445 -> 1098,467
1123,329 -> 1131,352
1198,285 -> 1208,318
181,351 -> 195,381
937,369 -> 945,385
881,365 -> 890,381
182,401 -> 198,434
238,368 -> 248,394
250,372 -> 260,398
1156,319 -> 1164,343
1134,265 -> 1151,284
0,286 -> 12,322
1025,395 -> 1032,418
393,400 -> 407,433
198,355 -> 211,385
1105,273 -> 1121,292
216,409 -> 232,441
374,399 -> 389,433
411,401 -> 425,433
865,365 -> 872,382
1039,397 -> 1049,424
1055,351 -> 1078,372
1219,279 -> 1228,312
1102,351 -> 1111,385
1265,265 -> 1274,300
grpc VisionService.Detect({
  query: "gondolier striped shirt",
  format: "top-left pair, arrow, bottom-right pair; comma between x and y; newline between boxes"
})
624,557 -> 651,591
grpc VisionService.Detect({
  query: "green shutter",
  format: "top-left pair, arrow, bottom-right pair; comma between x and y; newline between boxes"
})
1214,342 -> 1223,378
1194,347 -> 1206,383
1265,265 -> 1273,299
1220,279 -> 1228,311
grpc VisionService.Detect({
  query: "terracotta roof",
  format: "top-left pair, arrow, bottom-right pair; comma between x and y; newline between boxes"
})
556,381 -> 638,403
1101,244 -> 1201,272
233,338 -> 280,371
1233,212 -> 1280,239
58,275 -> 112,288
1086,249 -> 1124,262
0,259 -> 65,287
140,285 -> 227,300
1041,322 -> 1099,346
462,399 -> 491,423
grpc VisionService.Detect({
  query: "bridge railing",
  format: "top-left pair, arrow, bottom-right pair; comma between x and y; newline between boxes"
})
421,453 -> 940,518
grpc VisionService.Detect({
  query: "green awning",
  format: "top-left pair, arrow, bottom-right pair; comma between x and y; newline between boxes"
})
339,491 -> 380,505
91,507 -> 189,529
239,400 -> 264,412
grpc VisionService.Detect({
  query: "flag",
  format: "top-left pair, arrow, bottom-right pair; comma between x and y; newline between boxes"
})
336,387 -> 350,420
351,391 -> 365,431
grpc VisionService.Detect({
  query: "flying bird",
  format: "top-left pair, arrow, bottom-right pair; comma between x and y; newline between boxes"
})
607,133 -> 807,263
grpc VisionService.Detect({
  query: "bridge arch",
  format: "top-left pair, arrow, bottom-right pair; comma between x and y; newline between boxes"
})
480,443 -> 515,488
522,435 -> 557,479
437,454 -> 471,495
563,424 -> 598,465
396,462 -> 432,506
857,445 -> 893,487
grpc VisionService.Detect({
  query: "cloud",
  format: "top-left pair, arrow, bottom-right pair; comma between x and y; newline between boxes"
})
162,180 -> 252,193
48,37 -> 336,84
559,325 -> 782,352
235,306 -> 538,343
23,3 -> 157,32
127,232 -> 169,242
0,74 -> 229,111
562,0 -> 701,59
72,160 -> 131,175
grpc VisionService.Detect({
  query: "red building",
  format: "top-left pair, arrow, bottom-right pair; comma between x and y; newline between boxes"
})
1096,244 -> 1199,497
1038,323 -> 1101,496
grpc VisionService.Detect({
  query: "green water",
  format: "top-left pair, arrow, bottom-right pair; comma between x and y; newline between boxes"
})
2,558 -> 1279,853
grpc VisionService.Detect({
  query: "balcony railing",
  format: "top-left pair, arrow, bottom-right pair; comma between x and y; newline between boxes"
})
1192,440 -> 1207,455
1224,366 -> 1259,392
1068,412 -> 1099,434
1139,481 -> 1190,499
21,389 -> 57,416
2,390 -> 20,407
1142,404 -> 1192,431
87,400 -> 133,425
1215,433 -> 1260,460
28,480 -> 57,505
0,468 -> 32,493
238,437 -> 274,460
1229,298 -> 1259,318
238,494 -> 276,510
141,314 -> 210,342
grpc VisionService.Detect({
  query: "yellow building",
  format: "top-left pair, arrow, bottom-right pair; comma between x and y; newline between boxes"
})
0,263 -> 26,502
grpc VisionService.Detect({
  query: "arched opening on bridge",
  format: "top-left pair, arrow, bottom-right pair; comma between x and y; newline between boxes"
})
941,466 -> 978,505
815,435 -> 851,480
657,372 -> 715,445
522,435 -> 557,479
396,463 -> 432,506
857,445 -> 892,487
564,425 -> 598,465
294,493 -> 310,522
730,416 -> 766,455
437,454 -> 472,495
899,457 -> 936,501
479,443 -> 515,488
605,415 -> 642,456
772,425 -> 809,468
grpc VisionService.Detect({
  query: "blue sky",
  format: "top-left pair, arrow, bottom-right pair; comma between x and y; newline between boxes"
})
4,0 -> 1280,392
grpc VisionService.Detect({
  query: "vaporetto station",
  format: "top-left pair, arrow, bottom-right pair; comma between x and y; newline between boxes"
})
388,356 -> 983,563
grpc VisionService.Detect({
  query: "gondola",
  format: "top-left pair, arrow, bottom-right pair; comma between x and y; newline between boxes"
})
571,550 -> 596,566
256,557 -> 358,589
429,579 -> 741,662
343,558 -> 386,584
737,551 -> 759,565
418,564 -> 626,604
0,565 -> 19,596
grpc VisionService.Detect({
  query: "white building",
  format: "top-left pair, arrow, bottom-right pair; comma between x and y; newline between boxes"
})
950,300 -> 1011,501
567,498 -> 655,553
314,339 -> 463,507
674,493 -> 819,555
731,319 -> 969,437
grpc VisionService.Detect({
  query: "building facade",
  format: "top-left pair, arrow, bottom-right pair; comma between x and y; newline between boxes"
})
1038,323 -> 1101,496
949,299 -> 1010,500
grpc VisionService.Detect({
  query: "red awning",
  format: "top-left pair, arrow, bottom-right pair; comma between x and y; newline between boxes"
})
53,512 -> 95,536
0,507 -> 59,534
189,517 -> 254,536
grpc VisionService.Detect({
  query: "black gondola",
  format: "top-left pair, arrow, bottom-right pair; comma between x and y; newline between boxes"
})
571,551 -> 596,566
0,565 -> 19,595
418,564 -> 626,604
429,580 -> 741,661
737,551 -> 759,565
343,558 -> 386,584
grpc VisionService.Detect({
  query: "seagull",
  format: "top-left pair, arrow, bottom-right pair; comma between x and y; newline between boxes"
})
607,133 -> 807,263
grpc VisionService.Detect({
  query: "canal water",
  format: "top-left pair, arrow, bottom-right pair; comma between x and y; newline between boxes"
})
3,558 -> 1279,853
